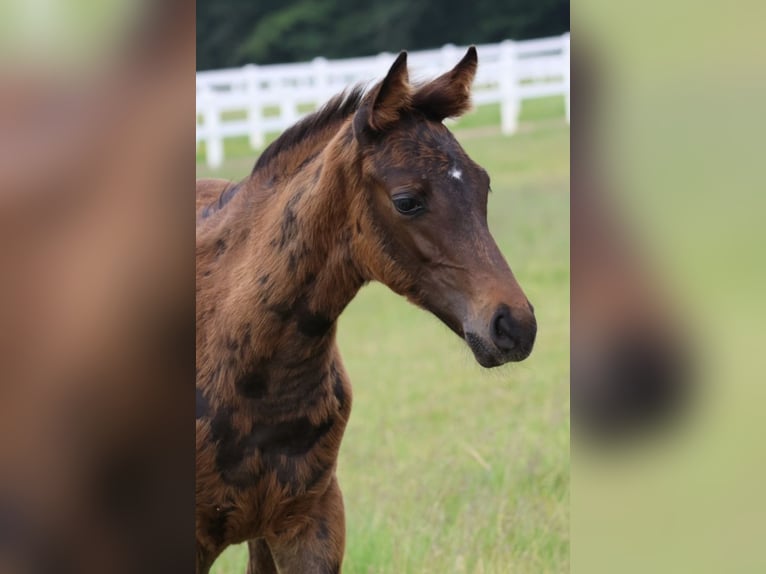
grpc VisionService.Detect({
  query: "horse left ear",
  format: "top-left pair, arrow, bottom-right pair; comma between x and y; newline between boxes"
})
412,46 -> 478,121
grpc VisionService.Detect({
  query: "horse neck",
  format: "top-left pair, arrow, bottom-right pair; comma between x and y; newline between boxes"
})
197,125 -> 365,392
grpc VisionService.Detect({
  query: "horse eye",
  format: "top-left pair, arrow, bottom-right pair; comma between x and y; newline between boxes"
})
392,195 -> 424,215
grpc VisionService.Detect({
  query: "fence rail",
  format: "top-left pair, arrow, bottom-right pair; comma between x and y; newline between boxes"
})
196,33 -> 570,168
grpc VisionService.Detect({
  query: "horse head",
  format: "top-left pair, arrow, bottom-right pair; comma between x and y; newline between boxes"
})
349,49 -> 537,367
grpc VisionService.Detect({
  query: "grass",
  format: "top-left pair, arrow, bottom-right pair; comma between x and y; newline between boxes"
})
198,96 -> 569,573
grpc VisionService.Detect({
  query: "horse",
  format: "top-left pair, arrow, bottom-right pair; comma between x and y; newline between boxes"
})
195,47 -> 537,573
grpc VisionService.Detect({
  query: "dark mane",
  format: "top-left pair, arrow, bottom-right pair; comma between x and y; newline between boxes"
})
251,85 -> 366,175
199,87 -> 366,220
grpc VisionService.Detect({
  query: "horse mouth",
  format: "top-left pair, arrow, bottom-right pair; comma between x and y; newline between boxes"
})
464,332 -> 533,367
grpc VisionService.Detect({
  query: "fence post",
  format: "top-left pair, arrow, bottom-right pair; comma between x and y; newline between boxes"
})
499,40 -> 519,135
562,32 -> 570,124
201,92 -> 223,169
245,64 -> 264,149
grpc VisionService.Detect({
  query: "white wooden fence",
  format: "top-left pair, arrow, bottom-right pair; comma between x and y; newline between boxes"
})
196,33 -> 569,169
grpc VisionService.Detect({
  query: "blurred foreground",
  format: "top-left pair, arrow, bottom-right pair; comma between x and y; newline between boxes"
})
572,1 -> 766,572
0,1 -> 194,571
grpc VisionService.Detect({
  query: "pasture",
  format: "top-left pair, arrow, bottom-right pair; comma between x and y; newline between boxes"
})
197,96 -> 569,573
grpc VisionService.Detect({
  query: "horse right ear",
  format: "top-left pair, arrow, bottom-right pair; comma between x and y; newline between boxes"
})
353,51 -> 411,144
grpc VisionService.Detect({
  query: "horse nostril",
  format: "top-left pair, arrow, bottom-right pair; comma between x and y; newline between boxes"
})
491,306 -> 517,351
489,304 -> 537,358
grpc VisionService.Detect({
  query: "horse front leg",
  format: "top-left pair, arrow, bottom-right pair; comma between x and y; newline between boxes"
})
266,475 -> 346,573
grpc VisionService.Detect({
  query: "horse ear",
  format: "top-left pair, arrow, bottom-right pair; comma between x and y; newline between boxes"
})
412,46 -> 478,121
353,51 -> 411,143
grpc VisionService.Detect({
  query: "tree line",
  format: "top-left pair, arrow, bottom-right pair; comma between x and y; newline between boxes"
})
197,0 -> 569,70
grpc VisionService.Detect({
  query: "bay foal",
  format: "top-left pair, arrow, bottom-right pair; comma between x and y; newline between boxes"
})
196,48 -> 537,573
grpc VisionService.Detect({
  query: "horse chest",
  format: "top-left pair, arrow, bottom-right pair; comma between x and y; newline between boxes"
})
196,363 -> 352,549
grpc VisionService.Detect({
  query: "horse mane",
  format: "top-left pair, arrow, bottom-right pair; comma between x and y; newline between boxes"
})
197,87 -> 365,220
251,86 -> 367,176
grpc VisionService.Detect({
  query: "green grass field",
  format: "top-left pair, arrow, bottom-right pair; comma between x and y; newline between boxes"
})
198,96 -> 570,573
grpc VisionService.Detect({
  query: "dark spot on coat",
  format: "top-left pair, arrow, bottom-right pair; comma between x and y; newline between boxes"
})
215,239 -> 227,258
196,387 -> 209,420
211,407 -> 246,472
218,466 -> 258,490
212,403 -> 334,486
248,417 -> 334,457
219,183 -> 241,208
236,227 -> 250,245
271,456 -> 300,490
258,274 -> 269,286
200,183 -> 242,220
288,252 -> 297,271
268,304 -> 290,321
207,506 -> 231,547
317,519 -> 330,541
279,209 -> 297,250
277,189 -> 305,250
295,308 -> 332,338
288,187 -> 306,208
200,203 -> 216,219
225,337 -> 239,352
235,370 -> 268,399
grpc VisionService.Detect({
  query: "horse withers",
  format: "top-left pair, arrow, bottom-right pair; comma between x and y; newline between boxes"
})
195,47 -> 536,573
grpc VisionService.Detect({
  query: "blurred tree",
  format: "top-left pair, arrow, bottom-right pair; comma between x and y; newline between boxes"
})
197,0 -> 569,70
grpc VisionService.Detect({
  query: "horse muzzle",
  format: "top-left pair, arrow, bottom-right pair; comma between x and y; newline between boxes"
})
464,303 -> 537,367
